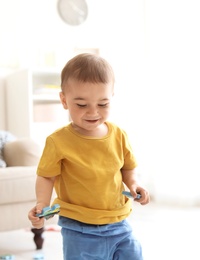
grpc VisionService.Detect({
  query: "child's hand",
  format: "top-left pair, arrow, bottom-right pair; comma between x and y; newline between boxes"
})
130,186 -> 150,205
28,204 -> 45,229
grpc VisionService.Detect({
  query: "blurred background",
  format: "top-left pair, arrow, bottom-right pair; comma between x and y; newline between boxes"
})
0,0 -> 200,205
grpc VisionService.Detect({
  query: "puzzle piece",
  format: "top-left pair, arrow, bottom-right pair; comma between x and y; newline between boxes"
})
36,204 -> 60,220
122,191 -> 141,199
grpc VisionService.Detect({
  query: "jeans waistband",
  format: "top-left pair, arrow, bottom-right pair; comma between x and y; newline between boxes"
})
58,216 -> 132,236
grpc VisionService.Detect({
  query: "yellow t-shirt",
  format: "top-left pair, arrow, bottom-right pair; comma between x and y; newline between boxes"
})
37,121 -> 137,224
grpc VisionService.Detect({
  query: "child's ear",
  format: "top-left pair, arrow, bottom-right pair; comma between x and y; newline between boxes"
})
59,92 -> 68,109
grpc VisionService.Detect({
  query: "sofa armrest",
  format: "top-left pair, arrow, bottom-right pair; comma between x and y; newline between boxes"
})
3,138 -> 41,166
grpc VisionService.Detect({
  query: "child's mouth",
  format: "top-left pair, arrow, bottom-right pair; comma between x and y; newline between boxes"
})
85,119 -> 99,123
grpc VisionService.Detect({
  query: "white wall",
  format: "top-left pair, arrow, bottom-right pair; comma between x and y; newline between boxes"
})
134,0 -> 200,205
0,69 -> 13,129
0,77 -> 6,129
0,0 -> 145,69
1,0 -> 200,205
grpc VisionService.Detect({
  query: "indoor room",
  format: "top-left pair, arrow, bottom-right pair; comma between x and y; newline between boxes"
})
0,0 -> 200,259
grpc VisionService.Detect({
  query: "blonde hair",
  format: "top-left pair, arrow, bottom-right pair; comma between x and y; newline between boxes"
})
61,53 -> 115,91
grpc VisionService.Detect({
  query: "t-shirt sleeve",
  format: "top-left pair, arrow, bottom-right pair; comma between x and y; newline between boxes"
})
121,130 -> 138,170
37,136 -> 62,177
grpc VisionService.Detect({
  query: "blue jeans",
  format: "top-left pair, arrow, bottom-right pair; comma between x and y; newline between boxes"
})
58,216 -> 143,260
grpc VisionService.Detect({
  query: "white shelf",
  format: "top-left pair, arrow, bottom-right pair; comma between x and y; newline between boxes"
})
33,94 -> 60,103
6,69 -> 68,144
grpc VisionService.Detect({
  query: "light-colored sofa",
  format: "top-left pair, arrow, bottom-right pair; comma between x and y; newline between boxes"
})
0,138 -> 58,249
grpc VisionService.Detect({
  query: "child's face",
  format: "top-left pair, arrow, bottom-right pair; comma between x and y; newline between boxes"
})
60,79 -> 114,135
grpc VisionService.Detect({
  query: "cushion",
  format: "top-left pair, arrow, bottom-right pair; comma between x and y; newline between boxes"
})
0,130 -> 16,167
3,138 -> 41,166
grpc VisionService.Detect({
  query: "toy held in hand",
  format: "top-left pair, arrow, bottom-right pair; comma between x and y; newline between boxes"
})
36,204 -> 60,220
122,191 -> 141,200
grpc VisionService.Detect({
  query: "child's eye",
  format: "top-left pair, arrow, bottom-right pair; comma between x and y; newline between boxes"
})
98,103 -> 109,107
77,104 -> 87,107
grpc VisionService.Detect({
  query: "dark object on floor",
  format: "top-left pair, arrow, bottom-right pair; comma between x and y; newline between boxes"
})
31,228 -> 44,250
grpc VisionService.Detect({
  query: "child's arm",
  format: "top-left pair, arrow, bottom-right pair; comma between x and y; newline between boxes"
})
36,176 -> 55,207
28,176 -> 55,229
121,168 -> 150,205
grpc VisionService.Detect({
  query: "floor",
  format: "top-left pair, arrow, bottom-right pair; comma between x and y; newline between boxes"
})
0,202 -> 200,260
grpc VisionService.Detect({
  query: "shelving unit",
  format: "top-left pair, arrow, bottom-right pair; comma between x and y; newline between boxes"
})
5,69 -> 69,145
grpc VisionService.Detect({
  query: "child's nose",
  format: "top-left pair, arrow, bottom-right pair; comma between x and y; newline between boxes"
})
87,106 -> 98,116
